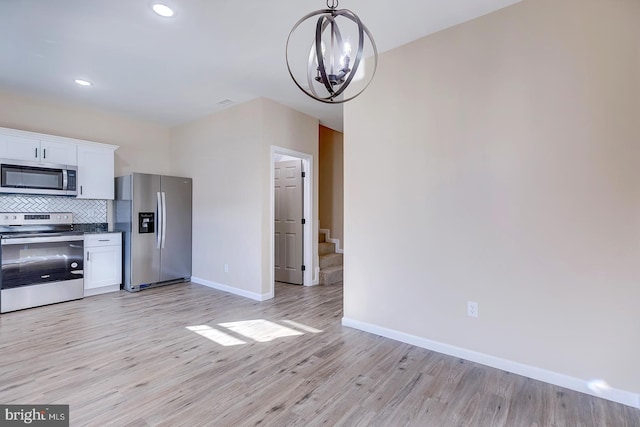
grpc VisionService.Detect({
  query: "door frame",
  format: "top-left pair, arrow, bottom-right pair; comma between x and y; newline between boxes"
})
270,146 -> 315,293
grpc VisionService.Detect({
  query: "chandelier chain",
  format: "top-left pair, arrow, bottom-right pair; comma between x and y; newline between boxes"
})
326,0 -> 338,9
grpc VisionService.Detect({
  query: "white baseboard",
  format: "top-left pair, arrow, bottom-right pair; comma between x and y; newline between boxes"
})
84,284 -> 120,297
191,277 -> 273,301
342,317 -> 640,409
319,228 -> 343,254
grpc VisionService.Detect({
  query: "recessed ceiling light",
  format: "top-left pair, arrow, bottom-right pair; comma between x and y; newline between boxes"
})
74,79 -> 92,87
152,3 -> 175,17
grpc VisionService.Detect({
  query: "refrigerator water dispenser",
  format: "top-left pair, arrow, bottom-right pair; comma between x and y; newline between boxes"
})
139,212 -> 155,233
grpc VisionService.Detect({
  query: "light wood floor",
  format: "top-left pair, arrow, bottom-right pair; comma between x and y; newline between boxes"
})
0,282 -> 638,426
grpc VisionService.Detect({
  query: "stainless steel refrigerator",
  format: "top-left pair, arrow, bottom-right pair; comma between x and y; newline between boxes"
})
115,173 -> 192,292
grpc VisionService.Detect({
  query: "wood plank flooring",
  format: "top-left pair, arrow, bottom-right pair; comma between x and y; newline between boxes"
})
0,282 -> 638,426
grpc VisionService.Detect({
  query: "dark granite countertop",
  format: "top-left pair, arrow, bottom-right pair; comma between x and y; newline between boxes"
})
73,223 -> 109,233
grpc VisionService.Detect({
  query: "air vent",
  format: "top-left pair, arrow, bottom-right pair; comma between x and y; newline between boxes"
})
216,99 -> 234,106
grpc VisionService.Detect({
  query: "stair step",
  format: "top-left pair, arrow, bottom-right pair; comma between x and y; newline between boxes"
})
319,241 -> 335,256
320,252 -> 343,269
319,265 -> 343,285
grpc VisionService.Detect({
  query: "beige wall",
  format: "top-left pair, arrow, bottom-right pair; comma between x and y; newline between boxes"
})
344,0 -> 640,397
259,99 -> 320,292
0,90 -> 171,176
170,98 -> 318,297
319,126 -> 344,246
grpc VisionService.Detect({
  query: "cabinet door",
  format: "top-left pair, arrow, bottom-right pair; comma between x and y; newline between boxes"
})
40,140 -> 77,165
77,145 -> 115,199
0,134 -> 40,161
85,245 -> 122,289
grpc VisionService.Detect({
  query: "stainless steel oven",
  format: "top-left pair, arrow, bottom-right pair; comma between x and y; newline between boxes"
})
0,213 -> 84,313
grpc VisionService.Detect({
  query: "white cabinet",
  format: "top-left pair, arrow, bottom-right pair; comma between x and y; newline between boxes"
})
0,133 -> 77,165
0,133 -> 40,160
40,140 -> 78,165
77,145 -> 116,199
84,233 -> 122,296
0,126 -> 118,199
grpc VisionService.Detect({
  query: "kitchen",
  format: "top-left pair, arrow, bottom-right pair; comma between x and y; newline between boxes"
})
0,125 -> 193,313
0,93 -> 317,304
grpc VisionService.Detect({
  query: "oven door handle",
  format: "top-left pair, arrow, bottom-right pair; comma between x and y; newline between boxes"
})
1,235 -> 85,245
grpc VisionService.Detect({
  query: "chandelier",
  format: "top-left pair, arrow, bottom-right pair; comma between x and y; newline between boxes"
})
286,0 -> 378,104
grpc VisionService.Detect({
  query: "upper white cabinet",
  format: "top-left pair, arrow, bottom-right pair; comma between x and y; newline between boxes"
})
0,126 -> 118,199
40,140 -> 78,165
77,145 -> 117,200
0,133 -> 77,165
0,133 -> 40,161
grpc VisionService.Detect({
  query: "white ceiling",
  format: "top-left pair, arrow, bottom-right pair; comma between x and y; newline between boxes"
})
0,0 -> 521,131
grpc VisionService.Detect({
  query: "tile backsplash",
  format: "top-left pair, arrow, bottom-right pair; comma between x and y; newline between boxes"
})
0,195 -> 107,223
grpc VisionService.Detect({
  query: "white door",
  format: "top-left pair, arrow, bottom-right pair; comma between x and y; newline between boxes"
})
274,160 -> 304,284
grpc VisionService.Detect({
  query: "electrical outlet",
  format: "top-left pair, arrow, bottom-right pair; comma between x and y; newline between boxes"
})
467,301 -> 478,318
224,264 -> 229,273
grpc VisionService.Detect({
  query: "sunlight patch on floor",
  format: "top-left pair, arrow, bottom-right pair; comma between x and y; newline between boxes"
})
219,319 -> 303,342
186,325 -> 247,346
186,319 -> 323,346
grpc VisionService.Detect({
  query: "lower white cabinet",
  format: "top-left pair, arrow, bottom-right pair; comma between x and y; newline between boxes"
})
84,232 -> 122,296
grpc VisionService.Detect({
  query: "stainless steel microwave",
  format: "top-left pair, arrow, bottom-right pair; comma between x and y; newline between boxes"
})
0,159 -> 77,196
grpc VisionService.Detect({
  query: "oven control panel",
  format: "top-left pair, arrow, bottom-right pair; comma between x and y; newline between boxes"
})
0,212 -> 73,226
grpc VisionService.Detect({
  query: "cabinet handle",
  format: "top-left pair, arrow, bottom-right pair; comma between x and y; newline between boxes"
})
98,239 -> 109,242
87,252 -> 90,261
80,185 -> 83,195
43,148 -> 46,159
35,147 -> 38,158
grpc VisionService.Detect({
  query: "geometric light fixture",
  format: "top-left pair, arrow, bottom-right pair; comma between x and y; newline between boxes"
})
286,0 -> 378,104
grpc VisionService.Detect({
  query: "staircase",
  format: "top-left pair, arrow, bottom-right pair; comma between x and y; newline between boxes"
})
318,231 -> 343,285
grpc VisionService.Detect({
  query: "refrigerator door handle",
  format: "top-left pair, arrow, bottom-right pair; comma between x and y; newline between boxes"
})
161,191 -> 167,249
156,191 -> 162,249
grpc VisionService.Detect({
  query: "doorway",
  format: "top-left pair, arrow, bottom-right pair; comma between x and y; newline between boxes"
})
270,147 -> 314,295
